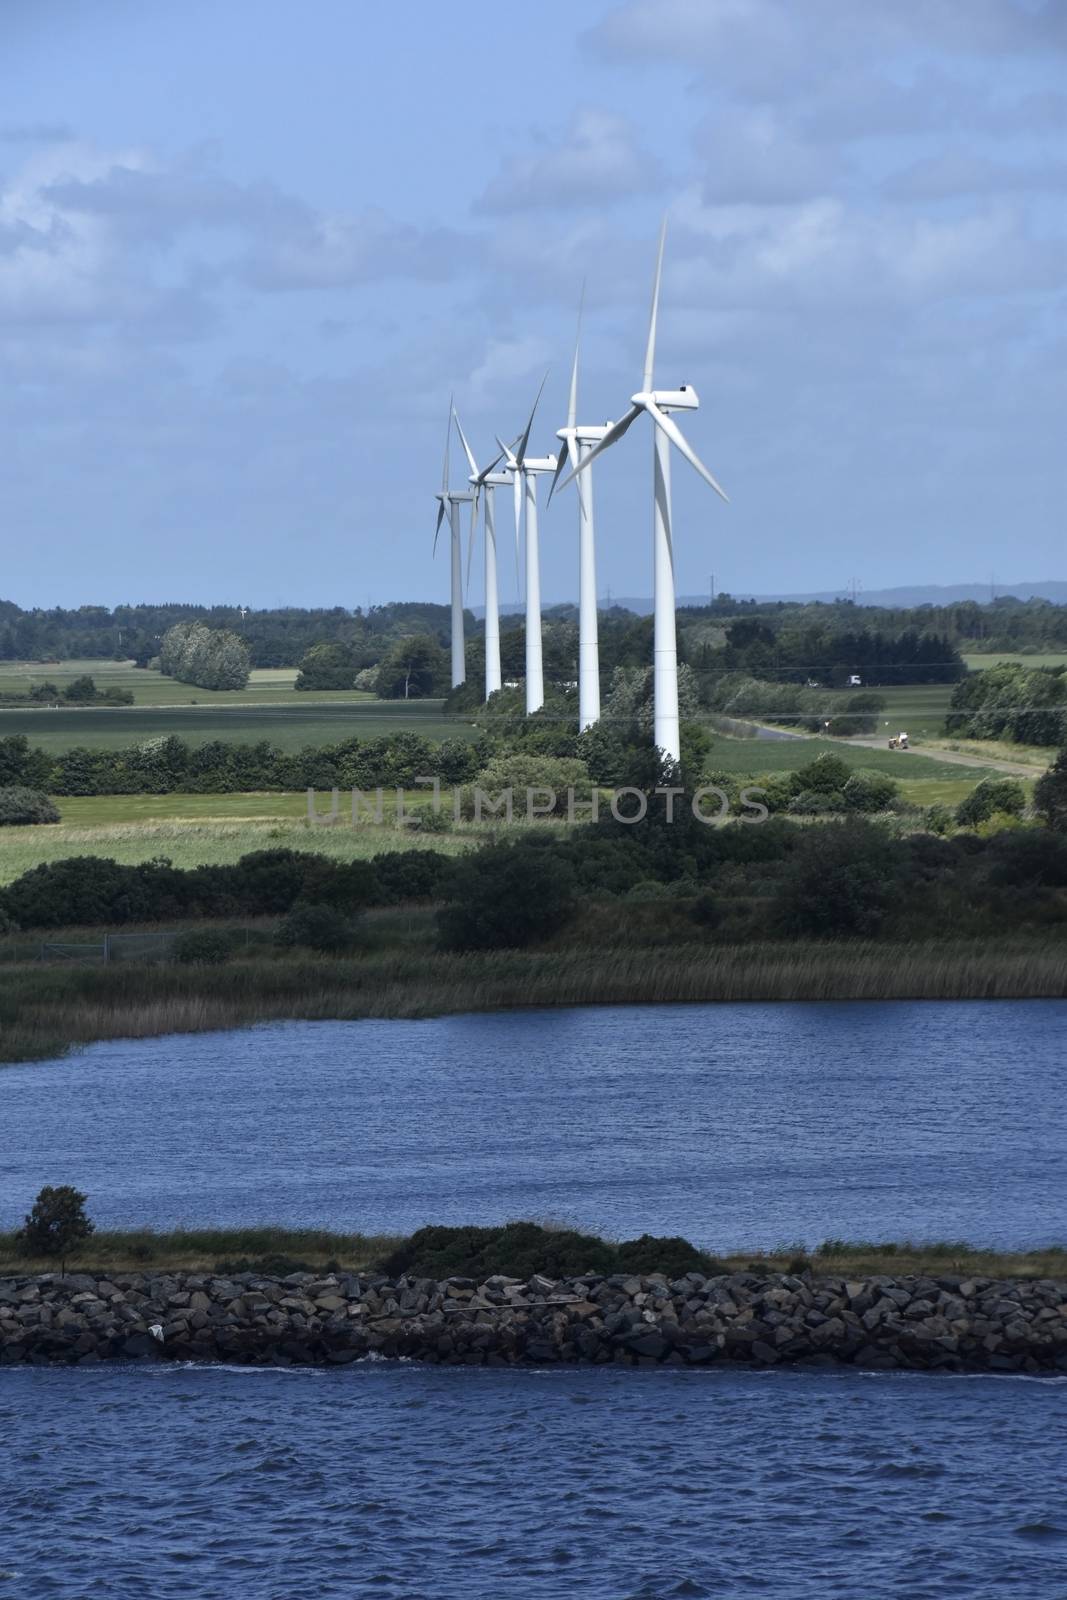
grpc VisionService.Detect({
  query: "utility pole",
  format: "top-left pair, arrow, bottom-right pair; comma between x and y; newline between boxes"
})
709,573 -> 715,606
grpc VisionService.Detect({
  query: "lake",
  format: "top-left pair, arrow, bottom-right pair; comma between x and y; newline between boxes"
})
1,1002 -> 1064,1249
2,1361 -> 1065,1600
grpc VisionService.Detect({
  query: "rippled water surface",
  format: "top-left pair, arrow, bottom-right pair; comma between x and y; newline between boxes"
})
2,1363 -> 1066,1600
2,1002 -> 1064,1248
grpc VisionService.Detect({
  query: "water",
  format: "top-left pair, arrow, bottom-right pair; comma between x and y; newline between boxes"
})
1,1362 -> 1065,1599
1,1002 -> 1064,1249
3,1003 -> 1066,1597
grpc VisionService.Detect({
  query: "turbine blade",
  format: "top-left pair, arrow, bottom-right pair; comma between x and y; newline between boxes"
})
476,445 -> 506,484
567,282 -> 584,432
515,371 -> 548,467
556,403 -> 641,491
546,436 -> 570,506
466,492 -> 478,592
643,218 -> 667,393
647,400 -> 730,503
452,405 -> 478,479
433,499 -> 446,556
442,394 -> 453,493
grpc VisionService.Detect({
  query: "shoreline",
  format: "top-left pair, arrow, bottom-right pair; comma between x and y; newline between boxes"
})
4,1264 -> 1066,1376
2,939 -> 1065,1066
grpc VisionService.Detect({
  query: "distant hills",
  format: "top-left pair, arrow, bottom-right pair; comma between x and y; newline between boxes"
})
484,579 -> 1067,617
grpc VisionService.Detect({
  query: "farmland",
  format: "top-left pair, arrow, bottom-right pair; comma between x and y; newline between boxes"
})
0,693 -> 467,752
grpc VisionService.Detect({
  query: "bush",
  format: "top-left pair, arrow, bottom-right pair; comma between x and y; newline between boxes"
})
788,789 -> 846,816
16,1185 -> 94,1270
1034,748 -> 1067,832
842,771 -> 899,813
924,803 -> 954,836
437,840 -> 577,950
777,817 -> 906,937
275,902 -> 356,953
955,778 -> 1027,827
0,786 -> 61,826
294,643 -> 356,692
463,753 -> 593,820
374,1222 -> 722,1282
689,892 -> 721,928
789,754 -> 852,795
173,929 -> 233,965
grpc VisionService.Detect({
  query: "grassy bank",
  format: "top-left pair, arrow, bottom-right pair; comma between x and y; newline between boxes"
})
1,937 -> 1064,1066
0,1224 -> 1061,1283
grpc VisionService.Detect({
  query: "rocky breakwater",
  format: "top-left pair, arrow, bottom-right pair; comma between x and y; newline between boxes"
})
2,1268 -> 1067,1373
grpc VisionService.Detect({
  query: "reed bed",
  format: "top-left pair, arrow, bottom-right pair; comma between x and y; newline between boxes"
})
1,939 -> 1064,1066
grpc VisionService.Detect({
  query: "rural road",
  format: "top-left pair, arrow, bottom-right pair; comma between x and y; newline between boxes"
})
749,722 -> 1042,777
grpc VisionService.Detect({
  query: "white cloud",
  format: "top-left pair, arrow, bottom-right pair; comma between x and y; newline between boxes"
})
697,109 -> 839,204
476,109 -> 661,213
883,149 -> 1067,199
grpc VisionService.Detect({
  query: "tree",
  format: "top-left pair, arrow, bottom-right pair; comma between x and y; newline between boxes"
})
437,840 -> 577,950
376,634 -> 448,699
16,1186 -> 95,1272
159,622 -> 250,690
62,674 -> 98,703
1034,748 -> 1067,832
294,642 -> 356,691
777,818 -> 906,937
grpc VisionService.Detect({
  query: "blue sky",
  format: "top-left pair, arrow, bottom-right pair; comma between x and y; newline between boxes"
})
2,0 -> 1064,608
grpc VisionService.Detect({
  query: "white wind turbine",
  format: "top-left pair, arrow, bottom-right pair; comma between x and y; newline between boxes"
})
452,407 -> 508,701
558,221 -> 729,765
549,291 -> 613,732
496,378 -> 557,715
433,398 -> 474,689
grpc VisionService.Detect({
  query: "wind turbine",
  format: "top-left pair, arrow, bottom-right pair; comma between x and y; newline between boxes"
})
433,398 -> 474,689
550,291 -> 612,732
558,221 -> 729,765
497,377 -> 556,715
452,408 -> 508,701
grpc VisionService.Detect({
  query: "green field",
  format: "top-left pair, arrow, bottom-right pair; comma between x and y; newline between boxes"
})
964,652 -> 1067,671
0,659 -> 379,707
703,734 -> 1000,784
0,696 -> 470,752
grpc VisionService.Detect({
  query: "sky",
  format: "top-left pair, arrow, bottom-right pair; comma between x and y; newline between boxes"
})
1,0 -> 1065,610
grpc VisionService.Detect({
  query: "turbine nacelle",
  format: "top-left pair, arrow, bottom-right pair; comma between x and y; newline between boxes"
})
556,422 -> 614,446
634,386 -> 699,413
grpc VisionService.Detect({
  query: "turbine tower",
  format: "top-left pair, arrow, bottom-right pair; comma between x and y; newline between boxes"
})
498,378 -> 556,715
433,398 -> 474,689
550,292 -> 612,732
559,221 -> 729,765
452,409 -> 508,701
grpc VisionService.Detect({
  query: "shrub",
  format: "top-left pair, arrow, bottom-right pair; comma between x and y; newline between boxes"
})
842,771 -> 899,812
955,778 -> 1027,827
776,817 -> 906,937
294,642 -> 356,691
924,803 -> 954,836
0,786 -> 61,826
437,840 -> 577,951
1034,748 -> 1067,832
788,789 -> 846,816
275,902 -> 356,953
374,1222 -> 721,1282
173,929 -> 233,965
789,753 -> 852,795
463,753 -> 593,820
688,891 -> 721,928
16,1185 -> 94,1271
